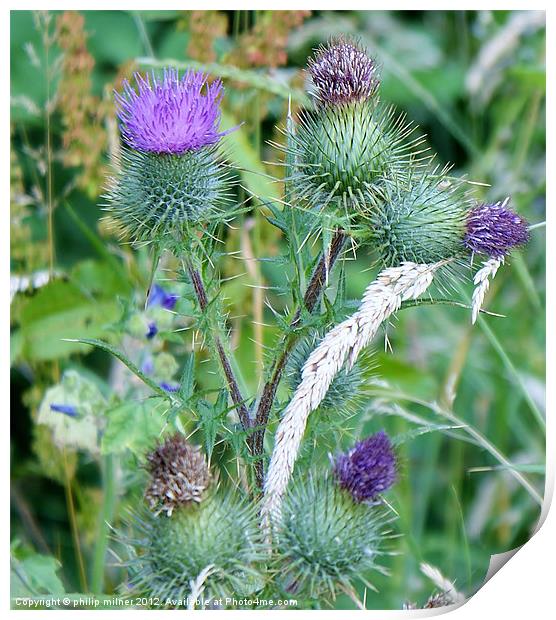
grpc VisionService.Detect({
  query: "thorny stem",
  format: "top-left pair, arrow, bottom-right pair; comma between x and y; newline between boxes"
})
184,257 -> 263,482
251,229 -> 347,487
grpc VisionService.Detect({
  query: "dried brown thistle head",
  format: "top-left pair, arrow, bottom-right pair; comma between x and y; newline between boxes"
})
145,434 -> 211,516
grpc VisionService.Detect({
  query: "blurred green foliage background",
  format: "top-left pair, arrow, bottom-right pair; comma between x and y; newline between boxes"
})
10,10 -> 545,609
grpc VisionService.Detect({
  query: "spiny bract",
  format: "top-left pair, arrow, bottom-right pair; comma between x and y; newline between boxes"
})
289,103 -> 422,217
366,171 -> 474,265
105,146 -> 232,246
276,474 -> 390,598
123,491 -> 265,607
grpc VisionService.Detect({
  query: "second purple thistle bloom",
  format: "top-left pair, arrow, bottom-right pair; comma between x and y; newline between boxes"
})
464,201 -> 529,258
334,430 -> 397,503
115,68 -> 227,154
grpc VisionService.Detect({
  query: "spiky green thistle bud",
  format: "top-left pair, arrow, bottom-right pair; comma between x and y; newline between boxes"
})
120,435 -> 266,607
284,41 -> 423,221
124,491 -> 265,606
366,171 -> 474,265
275,474 -> 392,598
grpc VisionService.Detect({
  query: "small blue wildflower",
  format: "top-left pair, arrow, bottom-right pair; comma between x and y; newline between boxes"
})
464,201 -> 529,258
141,356 -> 154,375
334,430 -> 396,503
148,284 -> 179,311
160,382 -> 180,393
146,322 -> 158,340
50,403 -> 78,418
115,69 -> 229,154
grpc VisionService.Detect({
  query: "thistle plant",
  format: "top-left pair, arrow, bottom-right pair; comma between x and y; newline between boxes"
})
107,68 -> 233,248
28,29 -> 538,611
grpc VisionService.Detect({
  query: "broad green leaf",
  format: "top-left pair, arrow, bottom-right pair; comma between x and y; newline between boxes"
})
11,553 -> 65,597
17,280 -> 119,362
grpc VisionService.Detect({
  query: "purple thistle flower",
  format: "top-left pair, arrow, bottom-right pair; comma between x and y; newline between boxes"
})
115,68 -> 229,154
50,403 -> 78,418
148,284 -> 179,310
308,39 -> 379,106
145,321 -> 158,340
464,201 -> 529,258
334,430 -> 396,503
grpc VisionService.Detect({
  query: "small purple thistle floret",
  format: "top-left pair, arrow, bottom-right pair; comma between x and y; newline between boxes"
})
464,201 -> 529,258
50,403 -> 78,418
308,39 -> 379,106
115,68 -> 228,154
334,430 -> 396,503
148,284 -> 179,310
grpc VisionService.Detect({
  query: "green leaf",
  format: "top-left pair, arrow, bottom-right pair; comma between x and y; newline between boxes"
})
11,553 -> 65,596
101,397 -> 168,455
178,352 -> 195,401
17,280 -> 119,362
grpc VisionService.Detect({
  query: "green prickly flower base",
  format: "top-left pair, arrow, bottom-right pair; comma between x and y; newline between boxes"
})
288,100 -> 420,218
276,475 -> 386,598
369,175 -> 472,265
125,492 -> 264,605
106,146 -> 230,246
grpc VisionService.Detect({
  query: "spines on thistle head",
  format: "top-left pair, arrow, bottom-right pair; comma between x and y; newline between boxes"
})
105,68 -> 235,249
365,169 -> 474,266
281,40 -> 427,224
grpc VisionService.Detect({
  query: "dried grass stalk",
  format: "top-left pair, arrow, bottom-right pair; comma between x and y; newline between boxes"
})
261,261 -> 444,527
471,257 -> 503,324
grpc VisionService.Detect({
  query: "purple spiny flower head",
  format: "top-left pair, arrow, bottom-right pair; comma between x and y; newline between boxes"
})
334,430 -> 396,503
464,200 -> 529,258
308,39 -> 379,106
115,68 -> 228,154
148,284 -> 179,310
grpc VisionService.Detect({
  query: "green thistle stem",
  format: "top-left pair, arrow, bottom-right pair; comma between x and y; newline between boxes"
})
183,257 -> 262,481
251,229 -> 347,488
91,454 -> 116,594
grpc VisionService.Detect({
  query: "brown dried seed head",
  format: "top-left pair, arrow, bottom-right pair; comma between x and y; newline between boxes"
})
145,434 -> 211,516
